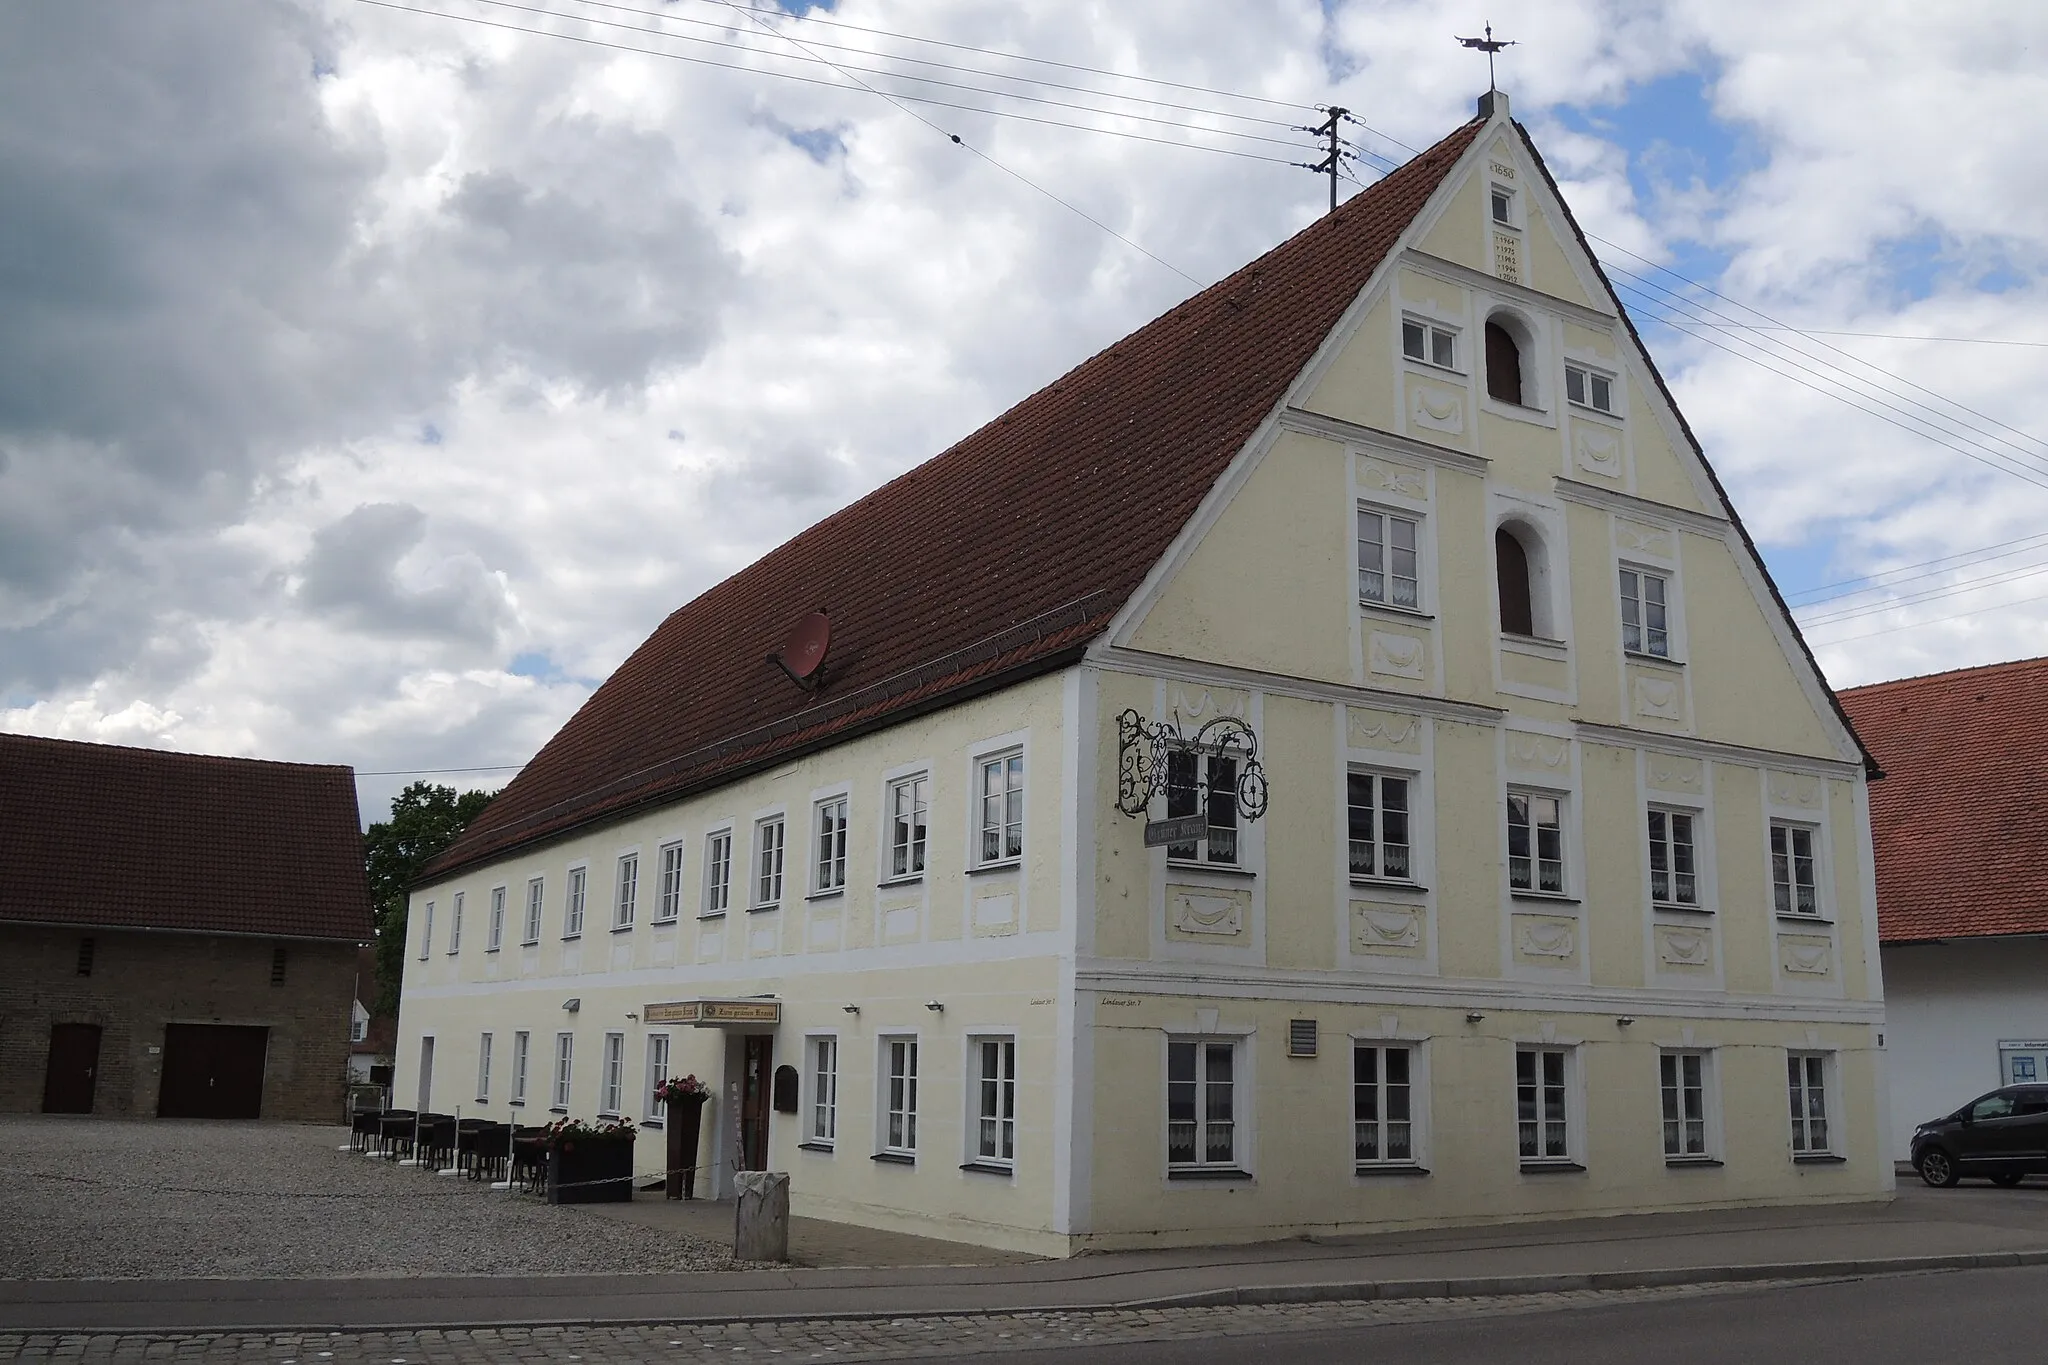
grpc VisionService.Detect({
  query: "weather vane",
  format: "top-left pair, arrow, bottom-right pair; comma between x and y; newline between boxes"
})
1456,22 -> 1517,94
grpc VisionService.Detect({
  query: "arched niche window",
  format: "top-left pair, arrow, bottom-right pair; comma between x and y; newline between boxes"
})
1496,527 -> 1535,636
1484,312 -> 1537,407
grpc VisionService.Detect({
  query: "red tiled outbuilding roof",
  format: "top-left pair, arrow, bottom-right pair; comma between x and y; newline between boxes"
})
0,732 -> 373,942
1839,656 -> 2048,942
425,117 -> 1489,881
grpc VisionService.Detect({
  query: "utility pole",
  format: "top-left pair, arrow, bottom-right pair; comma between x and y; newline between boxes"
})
1303,106 -> 1348,215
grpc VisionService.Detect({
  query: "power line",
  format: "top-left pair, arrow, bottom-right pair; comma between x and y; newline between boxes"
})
1804,585 -> 2048,646
1798,557 -> 2048,628
1783,530 -> 2048,605
1691,323 -> 2048,349
460,0 -> 1310,152
355,2 -> 1302,167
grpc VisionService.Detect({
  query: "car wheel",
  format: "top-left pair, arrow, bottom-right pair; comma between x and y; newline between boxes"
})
1990,1172 -> 2026,1187
1917,1148 -> 1960,1187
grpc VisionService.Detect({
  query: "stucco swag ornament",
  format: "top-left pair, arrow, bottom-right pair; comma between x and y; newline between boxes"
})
1114,709 -> 1271,822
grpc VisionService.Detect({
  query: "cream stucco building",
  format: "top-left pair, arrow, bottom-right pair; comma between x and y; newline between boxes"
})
395,96 -> 1890,1256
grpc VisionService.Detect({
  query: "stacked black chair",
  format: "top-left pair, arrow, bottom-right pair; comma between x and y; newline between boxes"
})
415,1113 -> 457,1171
455,1118 -> 498,1180
510,1127 -> 548,1194
376,1109 -> 418,1161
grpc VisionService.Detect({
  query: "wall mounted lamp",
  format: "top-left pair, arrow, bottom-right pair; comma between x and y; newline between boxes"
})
1616,1016 -> 1635,1027
925,1000 -> 945,1013
1464,1011 -> 1486,1023
562,998 -> 581,1013
625,1011 -> 639,1021
842,1004 -> 861,1015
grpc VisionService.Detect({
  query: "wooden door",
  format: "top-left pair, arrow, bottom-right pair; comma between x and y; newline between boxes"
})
41,1024 -> 102,1114
740,1035 -> 772,1171
158,1024 -> 269,1119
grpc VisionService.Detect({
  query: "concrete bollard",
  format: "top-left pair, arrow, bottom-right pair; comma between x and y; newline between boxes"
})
733,1171 -> 791,1263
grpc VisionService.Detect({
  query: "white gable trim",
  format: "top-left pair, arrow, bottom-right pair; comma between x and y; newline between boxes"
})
1278,408 -> 1489,475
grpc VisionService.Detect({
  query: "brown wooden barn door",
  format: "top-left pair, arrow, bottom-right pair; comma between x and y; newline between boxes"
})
41,1024 -> 102,1114
158,1024 -> 270,1119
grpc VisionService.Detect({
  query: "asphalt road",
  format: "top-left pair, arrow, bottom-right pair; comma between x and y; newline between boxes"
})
981,1263 -> 2043,1364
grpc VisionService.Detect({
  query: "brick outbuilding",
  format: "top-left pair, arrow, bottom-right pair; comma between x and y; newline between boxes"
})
0,733 -> 373,1121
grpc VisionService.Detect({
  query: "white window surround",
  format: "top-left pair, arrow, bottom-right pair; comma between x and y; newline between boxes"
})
1481,306 -> 1549,416
1565,361 -> 1619,416
1515,1043 -> 1582,1168
1489,181 -> 1519,229
1506,787 -> 1570,898
600,1032 -> 626,1117
1770,820 -> 1826,920
1619,563 -> 1675,660
971,743 -> 1026,870
882,771 -> 931,883
419,901 -> 434,960
1787,1050 -> 1837,1158
812,794 -> 849,896
1660,1048 -> 1717,1162
878,1035 -> 919,1158
702,827 -> 734,917
1352,1041 -> 1425,1170
803,1032 -> 839,1148
510,1031 -> 530,1106
1166,1034 -> 1248,1178
965,1033 -> 1019,1170
1162,744 -> 1242,869
564,864 -> 587,939
1346,767 -> 1418,885
613,852 -> 639,930
655,842 -> 685,923
754,815 -> 787,908
523,877 -> 544,944
476,1032 -> 493,1104
1356,503 -> 1424,613
643,1033 -> 670,1126
1646,805 -> 1704,910
551,1032 -> 574,1111
1494,513 -> 1567,644
453,890 -> 470,954
1400,314 -> 1460,372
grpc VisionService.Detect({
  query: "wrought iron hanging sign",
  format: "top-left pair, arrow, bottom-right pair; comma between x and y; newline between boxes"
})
1115,708 -> 1270,835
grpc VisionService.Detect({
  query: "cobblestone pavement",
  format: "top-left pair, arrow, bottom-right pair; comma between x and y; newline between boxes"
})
0,1281 -> 1810,1363
0,1117 -> 736,1279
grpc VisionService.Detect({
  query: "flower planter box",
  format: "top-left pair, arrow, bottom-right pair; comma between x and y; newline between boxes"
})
545,1134 -> 636,1204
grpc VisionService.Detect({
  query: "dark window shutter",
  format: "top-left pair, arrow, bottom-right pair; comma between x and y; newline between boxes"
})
1486,321 -> 1524,405
1497,529 -> 1535,636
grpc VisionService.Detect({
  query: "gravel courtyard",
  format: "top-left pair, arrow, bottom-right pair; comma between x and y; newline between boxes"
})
0,1117 -> 739,1279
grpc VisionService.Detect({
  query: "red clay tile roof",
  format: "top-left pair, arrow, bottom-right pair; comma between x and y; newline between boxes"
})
0,732 -> 373,941
426,117 -> 1488,881
1839,656 -> 2048,942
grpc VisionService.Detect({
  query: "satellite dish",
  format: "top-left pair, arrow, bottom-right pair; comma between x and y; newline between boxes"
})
771,611 -> 831,691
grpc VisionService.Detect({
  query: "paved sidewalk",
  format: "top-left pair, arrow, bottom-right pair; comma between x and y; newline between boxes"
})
6,1182 -> 2047,1335
582,1196 -> 1042,1269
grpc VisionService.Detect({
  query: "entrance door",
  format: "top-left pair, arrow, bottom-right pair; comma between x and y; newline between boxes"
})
158,1024 -> 269,1119
41,1024 -> 103,1114
418,1036 -> 436,1112
740,1035 -> 772,1171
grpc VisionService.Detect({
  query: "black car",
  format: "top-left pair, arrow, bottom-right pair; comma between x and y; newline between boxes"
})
1911,1085 -> 2048,1187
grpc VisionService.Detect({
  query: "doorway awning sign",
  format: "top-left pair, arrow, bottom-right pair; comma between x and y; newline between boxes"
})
644,999 -> 781,1027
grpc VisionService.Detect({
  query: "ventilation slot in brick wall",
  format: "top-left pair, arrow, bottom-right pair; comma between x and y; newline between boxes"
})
76,937 -> 95,977
271,946 -> 289,986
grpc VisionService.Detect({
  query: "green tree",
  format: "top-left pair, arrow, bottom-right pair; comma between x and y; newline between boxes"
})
366,781 -> 496,1015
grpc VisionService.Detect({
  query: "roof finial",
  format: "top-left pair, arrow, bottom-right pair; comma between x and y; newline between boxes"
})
1456,22 -> 1517,101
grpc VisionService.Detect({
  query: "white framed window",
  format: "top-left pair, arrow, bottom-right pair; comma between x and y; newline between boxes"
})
1566,363 -> 1615,414
1347,770 -> 1414,882
1619,566 -> 1671,658
1516,1046 -> 1574,1164
564,865 -> 586,938
813,797 -> 848,893
1647,807 -> 1700,908
476,1032 -> 493,1104
600,1032 -> 626,1116
643,1034 -> 670,1123
511,1031 -> 530,1105
880,1037 -> 918,1156
419,901 -> 434,960
1401,316 -> 1458,370
656,843 -> 684,922
1357,506 -> 1422,610
886,774 -> 929,880
1787,1052 -> 1832,1155
1771,822 -> 1820,917
552,1032 -> 574,1110
971,1036 -> 1018,1166
1507,790 -> 1567,895
482,888 -> 500,952
703,829 -> 733,916
614,854 -> 638,929
976,751 -> 1025,866
1490,183 -> 1516,227
1353,1043 -> 1418,1167
1167,1037 -> 1241,1173
1164,746 -> 1239,866
1661,1050 -> 1711,1159
808,1035 -> 838,1145
451,891 -> 467,953
523,877 -> 544,944
351,1011 -> 368,1044
754,817 -> 786,907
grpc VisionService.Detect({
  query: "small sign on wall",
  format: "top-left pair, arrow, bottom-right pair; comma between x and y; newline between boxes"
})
1144,814 -> 1209,848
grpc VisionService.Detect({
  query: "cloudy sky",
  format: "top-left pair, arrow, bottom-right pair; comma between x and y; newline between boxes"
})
4,0 -> 2046,823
